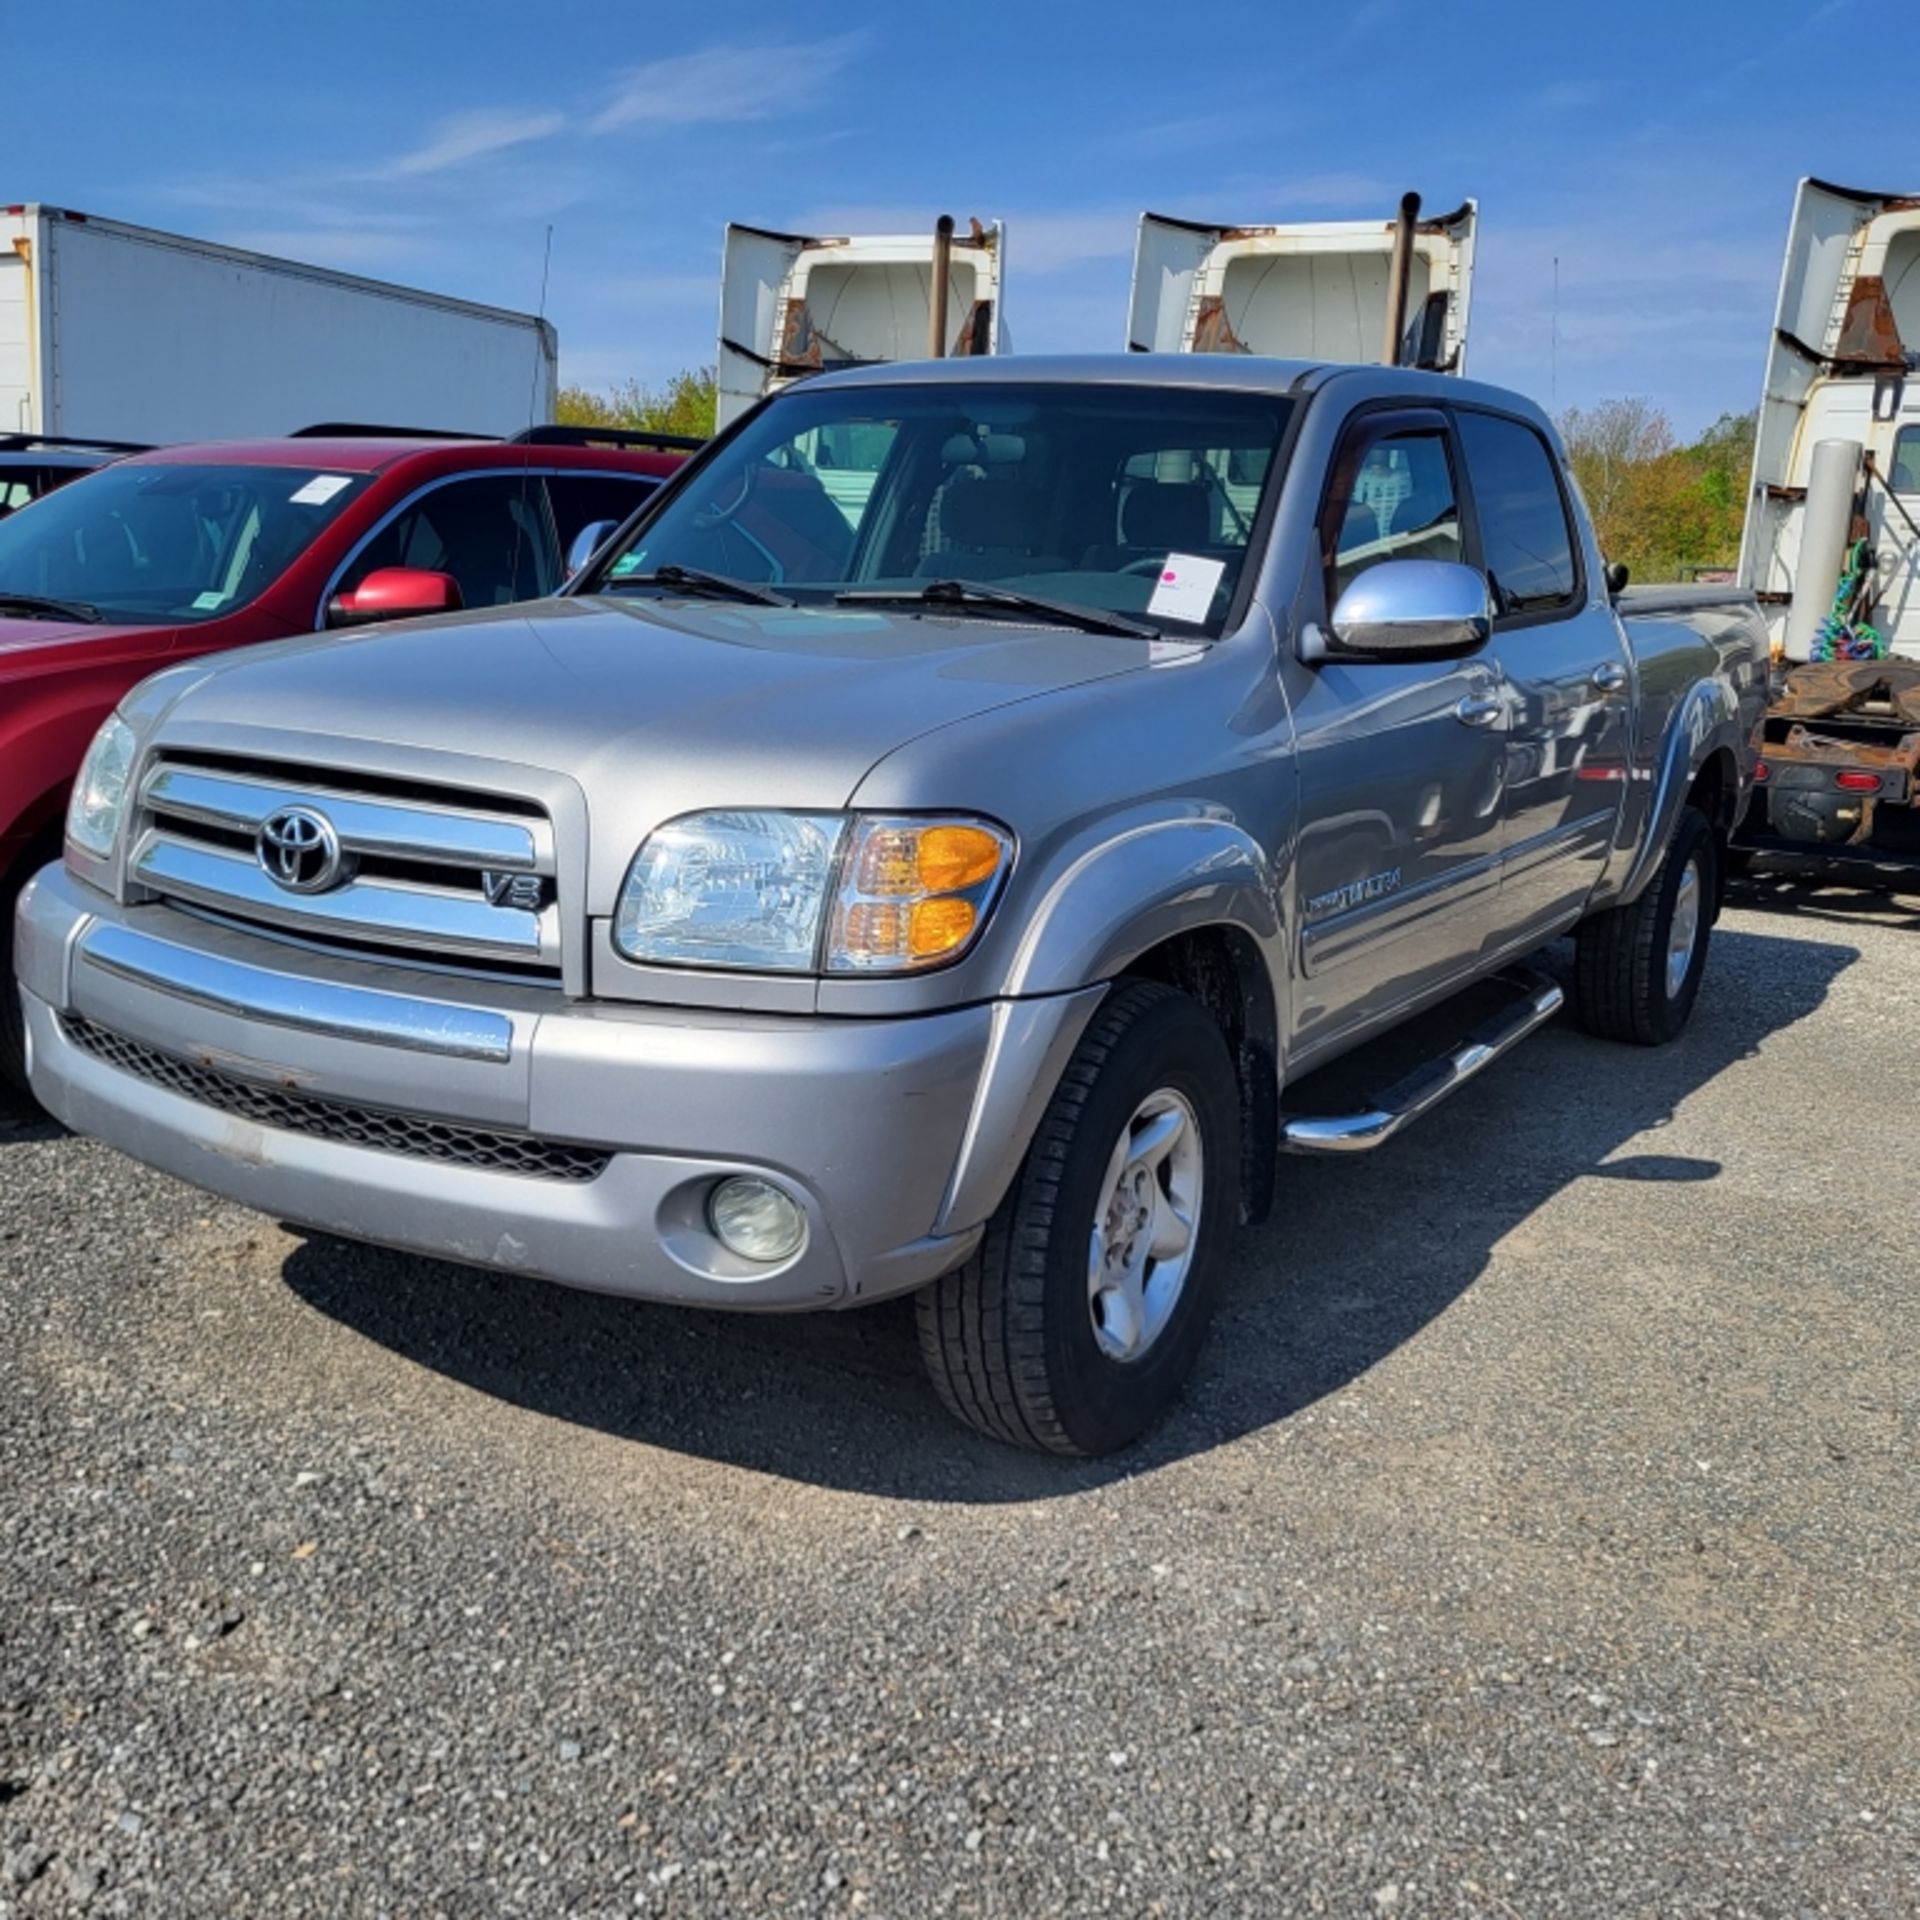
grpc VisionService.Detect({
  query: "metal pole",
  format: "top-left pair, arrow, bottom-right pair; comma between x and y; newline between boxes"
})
929,214 -> 955,359
1383,192 -> 1421,366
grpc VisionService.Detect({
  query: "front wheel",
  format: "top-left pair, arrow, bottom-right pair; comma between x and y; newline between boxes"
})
0,833 -> 59,1099
916,980 -> 1240,1456
1572,804 -> 1718,1045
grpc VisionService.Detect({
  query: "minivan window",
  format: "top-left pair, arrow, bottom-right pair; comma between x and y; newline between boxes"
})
599,383 -> 1295,636
546,473 -> 662,551
337,475 -> 556,610
1457,411 -> 1579,614
0,462 -> 368,623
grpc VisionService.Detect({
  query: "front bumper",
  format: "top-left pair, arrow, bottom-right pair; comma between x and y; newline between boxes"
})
16,863 -> 1101,1309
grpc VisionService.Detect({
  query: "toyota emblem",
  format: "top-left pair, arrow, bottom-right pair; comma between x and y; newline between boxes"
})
257,806 -> 349,894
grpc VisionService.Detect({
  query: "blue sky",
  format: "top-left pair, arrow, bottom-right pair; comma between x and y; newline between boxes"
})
10,0 -> 1904,435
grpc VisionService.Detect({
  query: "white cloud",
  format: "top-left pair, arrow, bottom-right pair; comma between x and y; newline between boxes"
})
382,108 -> 568,179
591,33 -> 867,135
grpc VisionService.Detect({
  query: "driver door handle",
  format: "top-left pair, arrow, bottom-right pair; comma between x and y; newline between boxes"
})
1454,692 -> 1503,728
1591,661 -> 1629,694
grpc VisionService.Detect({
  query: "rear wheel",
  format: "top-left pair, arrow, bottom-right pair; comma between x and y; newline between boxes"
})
1572,804 -> 1718,1045
916,979 -> 1240,1456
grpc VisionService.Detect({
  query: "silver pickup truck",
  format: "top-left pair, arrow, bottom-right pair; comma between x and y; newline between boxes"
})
15,357 -> 1767,1454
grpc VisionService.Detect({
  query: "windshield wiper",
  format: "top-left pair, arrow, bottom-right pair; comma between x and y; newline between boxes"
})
0,592 -> 104,624
606,565 -> 793,608
836,579 -> 1159,640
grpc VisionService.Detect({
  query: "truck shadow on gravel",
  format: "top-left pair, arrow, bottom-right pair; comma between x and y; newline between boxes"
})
279,926 -> 1853,1503
0,1092 -> 62,1143
1729,867 -> 1920,931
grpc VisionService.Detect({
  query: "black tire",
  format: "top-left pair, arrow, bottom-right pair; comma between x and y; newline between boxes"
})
916,979 -> 1241,1456
0,830 -> 59,1100
1572,804 -> 1719,1046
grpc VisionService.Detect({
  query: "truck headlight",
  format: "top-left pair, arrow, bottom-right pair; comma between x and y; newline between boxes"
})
613,810 -> 1012,974
66,712 -> 138,862
614,810 -> 845,971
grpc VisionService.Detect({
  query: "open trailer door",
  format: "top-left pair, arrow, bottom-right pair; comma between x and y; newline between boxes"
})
717,225 -> 815,431
717,219 -> 1006,429
1126,198 -> 1476,372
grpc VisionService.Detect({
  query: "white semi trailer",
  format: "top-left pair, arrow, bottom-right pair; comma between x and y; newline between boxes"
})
0,204 -> 558,443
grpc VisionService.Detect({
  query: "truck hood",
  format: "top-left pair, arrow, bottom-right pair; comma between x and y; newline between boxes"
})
151,594 -> 1183,906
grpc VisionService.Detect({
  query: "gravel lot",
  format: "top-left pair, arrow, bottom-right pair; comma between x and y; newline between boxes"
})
2,875 -> 1916,1918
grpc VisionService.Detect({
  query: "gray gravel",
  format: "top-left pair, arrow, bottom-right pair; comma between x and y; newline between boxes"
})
2,875 -> 1917,1917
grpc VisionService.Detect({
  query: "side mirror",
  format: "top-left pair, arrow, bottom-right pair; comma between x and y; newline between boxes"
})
326,567 -> 464,629
1311,559 -> 1492,663
565,519 -> 621,579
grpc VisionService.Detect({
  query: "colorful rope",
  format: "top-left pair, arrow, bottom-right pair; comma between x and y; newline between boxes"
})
1810,537 -> 1884,662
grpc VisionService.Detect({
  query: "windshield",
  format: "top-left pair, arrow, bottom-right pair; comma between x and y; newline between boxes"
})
0,462 -> 369,624
594,382 -> 1294,637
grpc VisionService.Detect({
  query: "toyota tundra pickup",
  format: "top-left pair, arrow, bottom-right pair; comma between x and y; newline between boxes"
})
14,358 -> 1768,1454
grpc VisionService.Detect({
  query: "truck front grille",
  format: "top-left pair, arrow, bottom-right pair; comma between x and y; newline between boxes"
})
62,1016 -> 610,1183
131,755 -> 562,982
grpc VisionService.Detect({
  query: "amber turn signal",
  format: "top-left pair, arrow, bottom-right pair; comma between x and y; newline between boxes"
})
827,815 -> 1012,973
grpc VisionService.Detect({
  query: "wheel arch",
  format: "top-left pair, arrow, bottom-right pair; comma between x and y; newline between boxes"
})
1119,923 -> 1280,1225
1614,681 -> 1745,907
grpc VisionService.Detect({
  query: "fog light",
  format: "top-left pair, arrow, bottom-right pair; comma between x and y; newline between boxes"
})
708,1176 -> 807,1263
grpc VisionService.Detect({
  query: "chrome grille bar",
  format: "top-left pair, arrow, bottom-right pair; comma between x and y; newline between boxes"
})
131,834 -> 556,963
142,765 -> 546,871
133,757 -> 562,975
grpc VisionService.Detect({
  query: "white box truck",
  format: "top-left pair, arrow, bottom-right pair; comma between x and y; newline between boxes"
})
717,216 -> 1006,428
0,204 -> 558,443
1126,194 -> 1476,373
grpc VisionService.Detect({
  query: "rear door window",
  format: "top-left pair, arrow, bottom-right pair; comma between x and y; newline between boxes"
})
1456,411 -> 1580,615
337,475 -> 559,611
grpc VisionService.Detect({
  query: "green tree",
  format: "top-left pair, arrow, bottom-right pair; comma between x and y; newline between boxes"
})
556,366 -> 716,440
1557,401 -> 1756,583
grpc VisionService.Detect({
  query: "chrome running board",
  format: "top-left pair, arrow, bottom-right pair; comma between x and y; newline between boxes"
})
1280,967 -> 1565,1156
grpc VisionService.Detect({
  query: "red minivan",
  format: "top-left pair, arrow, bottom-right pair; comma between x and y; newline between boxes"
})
0,424 -> 689,1089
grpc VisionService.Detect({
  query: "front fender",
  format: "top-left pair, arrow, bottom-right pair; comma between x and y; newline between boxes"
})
935,808 -> 1283,1234
1000,807 -> 1282,999
1614,677 -> 1743,905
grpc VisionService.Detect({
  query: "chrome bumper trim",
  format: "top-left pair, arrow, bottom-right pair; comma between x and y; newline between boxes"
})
77,921 -> 517,1063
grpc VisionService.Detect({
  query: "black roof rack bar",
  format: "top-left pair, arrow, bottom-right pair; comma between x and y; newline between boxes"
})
290,422 -> 492,441
0,433 -> 154,454
510,425 -> 707,452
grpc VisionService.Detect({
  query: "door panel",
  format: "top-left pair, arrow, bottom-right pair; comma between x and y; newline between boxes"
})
1455,408 -> 1629,931
1290,409 -> 1508,1052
